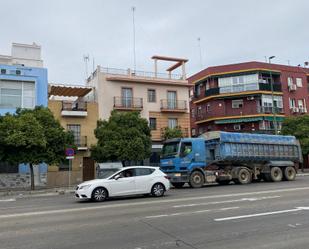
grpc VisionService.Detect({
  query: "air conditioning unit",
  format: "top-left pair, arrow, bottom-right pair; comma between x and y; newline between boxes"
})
288,84 -> 297,91
299,107 -> 307,113
247,96 -> 255,101
291,107 -> 299,113
233,124 -> 241,131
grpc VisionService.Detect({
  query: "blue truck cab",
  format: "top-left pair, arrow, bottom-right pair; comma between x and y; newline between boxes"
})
160,132 -> 302,188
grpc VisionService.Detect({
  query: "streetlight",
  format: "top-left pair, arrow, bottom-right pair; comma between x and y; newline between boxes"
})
268,56 -> 278,135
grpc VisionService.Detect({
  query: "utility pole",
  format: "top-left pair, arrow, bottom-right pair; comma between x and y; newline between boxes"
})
132,6 -> 136,72
197,37 -> 203,70
268,56 -> 278,135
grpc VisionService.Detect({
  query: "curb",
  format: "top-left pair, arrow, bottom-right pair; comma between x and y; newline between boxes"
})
0,189 -> 75,199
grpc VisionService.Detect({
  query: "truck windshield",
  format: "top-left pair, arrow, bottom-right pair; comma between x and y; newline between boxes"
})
162,142 -> 180,158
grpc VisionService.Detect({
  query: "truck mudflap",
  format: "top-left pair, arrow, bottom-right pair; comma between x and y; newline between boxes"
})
166,172 -> 189,183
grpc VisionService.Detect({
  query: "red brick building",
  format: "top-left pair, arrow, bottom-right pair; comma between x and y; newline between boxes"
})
189,61 -> 309,136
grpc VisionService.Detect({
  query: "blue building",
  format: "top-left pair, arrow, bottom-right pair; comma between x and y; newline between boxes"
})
0,64 -> 48,176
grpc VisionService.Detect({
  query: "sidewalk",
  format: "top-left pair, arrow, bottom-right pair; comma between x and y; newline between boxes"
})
0,187 -> 76,199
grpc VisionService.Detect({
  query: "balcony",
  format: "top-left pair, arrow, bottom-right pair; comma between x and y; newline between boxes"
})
160,100 -> 187,112
61,101 -> 87,117
113,97 -> 143,111
75,136 -> 87,150
258,106 -> 284,114
195,83 -> 282,101
160,127 -> 189,140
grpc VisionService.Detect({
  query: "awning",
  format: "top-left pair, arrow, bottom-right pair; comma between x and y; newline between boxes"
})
215,117 -> 263,124
48,84 -> 93,97
264,116 -> 285,122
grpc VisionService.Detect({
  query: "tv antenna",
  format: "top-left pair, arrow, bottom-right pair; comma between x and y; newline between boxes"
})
197,37 -> 203,69
83,54 -> 89,80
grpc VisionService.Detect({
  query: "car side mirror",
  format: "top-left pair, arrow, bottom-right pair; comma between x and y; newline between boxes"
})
114,175 -> 121,180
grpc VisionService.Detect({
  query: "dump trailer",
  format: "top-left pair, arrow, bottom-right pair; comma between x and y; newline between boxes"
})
160,131 -> 302,188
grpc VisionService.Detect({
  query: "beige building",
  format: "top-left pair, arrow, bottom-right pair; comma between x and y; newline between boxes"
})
48,84 -> 98,186
86,56 -> 192,165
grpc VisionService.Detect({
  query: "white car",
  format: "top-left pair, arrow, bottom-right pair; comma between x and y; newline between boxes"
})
75,166 -> 170,202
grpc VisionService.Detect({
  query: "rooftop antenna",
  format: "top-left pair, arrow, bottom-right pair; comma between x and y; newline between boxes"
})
264,56 -> 267,63
197,37 -> 203,69
287,60 -> 290,66
92,56 -> 95,72
83,54 -> 89,81
132,6 -> 136,72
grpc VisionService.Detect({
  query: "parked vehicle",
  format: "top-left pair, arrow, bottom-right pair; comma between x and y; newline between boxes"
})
160,131 -> 302,188
75,166 -> 170,201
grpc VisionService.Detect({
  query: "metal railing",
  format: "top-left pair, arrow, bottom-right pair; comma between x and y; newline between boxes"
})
99,66 -> 184,80
62,101 -> 87,111
257,106 -> 284,114
160,100 -> 187,111
113,97 -> 143,109
75,136 -> 87,147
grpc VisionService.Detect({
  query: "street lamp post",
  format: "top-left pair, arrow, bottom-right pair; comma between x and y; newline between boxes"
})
268,56 -> 278,135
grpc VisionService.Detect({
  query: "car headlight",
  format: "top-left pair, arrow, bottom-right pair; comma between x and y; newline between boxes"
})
79,184 -> 92,190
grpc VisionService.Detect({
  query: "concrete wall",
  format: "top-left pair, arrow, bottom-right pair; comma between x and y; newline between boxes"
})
0,173 -> 47,189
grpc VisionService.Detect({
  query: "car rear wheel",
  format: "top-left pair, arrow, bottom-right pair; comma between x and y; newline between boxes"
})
91,187 -> 108,202
151,183 -> 165,197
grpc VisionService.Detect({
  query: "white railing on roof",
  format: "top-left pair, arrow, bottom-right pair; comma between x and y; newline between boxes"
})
99,66 -> 184,80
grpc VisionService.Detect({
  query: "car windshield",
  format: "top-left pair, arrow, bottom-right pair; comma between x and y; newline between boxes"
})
97,168 -> 120,179
161,142 -> 180,158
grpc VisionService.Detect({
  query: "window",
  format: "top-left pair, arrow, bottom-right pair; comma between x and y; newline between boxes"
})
117,168 -> 135,178
168,118 -> 178,129
287,77 -> 293,86
233,124 -> 241,130
289,98 -> 296,108
195,84 -> 201,96
218,74 -> 259,93
121,87 -> 133,107
59,160 -> 70,171
232,99 -> 243,108
296,78 -> 303,87
0,161 -> 18,173
135,168 -> 155,176
0,69 -> 6,74
298,99 -> 304,108
191,128 -> 196,137
67,124 -> 81,145
149,118 -> 157,130
191,108 -> 195,118
0,80 -> 35,109
180,142 -> 192,157
167,91 -> 177,109
206,104 -> 210,112
148,89 -> 156,102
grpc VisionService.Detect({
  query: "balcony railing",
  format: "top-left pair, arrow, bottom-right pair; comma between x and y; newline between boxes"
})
99,67 -> 184,80
194,83 -> 282,100
258,106 -> 284,114
160,100 -> 187,112
160,127 -> 189,140
74,136 -> 87,149
113,97 -> 143,110
62,101 -> 87,111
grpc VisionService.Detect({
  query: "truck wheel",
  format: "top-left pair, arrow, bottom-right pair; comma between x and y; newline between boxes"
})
237,168 -> 252,184
283,167 -> 296,181
171,183 -> 185,189
189,171 -> 204,188
270,167 -> 283,182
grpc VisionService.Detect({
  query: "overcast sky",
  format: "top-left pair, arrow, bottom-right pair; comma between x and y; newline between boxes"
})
0,0 -> 308,84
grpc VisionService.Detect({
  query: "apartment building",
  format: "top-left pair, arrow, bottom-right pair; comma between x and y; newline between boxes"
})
87,56 -> 191,165
0,42 -> 48,189
189,61 -> 309,136
48,84 -> 98,186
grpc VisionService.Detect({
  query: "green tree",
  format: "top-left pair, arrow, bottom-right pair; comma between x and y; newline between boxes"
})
281,115 -> 309,155
162,126 -> 183,140
91,111 -> 151,165
0,106 -> 74,190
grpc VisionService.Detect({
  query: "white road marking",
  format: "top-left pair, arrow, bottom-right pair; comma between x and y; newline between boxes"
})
145,206 -> 239,219
0,198 -> 16,202
173,196 -> 280,208
214,207 -> 309,222
0,186 -> 308,219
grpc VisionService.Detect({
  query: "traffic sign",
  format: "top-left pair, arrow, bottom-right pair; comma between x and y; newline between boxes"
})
65,148 -> 75,157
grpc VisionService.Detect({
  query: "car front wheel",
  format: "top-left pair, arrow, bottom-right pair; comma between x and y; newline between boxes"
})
91,187 -> 108,202
151,183 -> 165,197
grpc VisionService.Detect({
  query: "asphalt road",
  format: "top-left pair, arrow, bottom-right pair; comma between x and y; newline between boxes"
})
1,177 -> 309,249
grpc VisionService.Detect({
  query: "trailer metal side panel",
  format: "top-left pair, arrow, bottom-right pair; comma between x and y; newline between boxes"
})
205,132 -> 302,163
